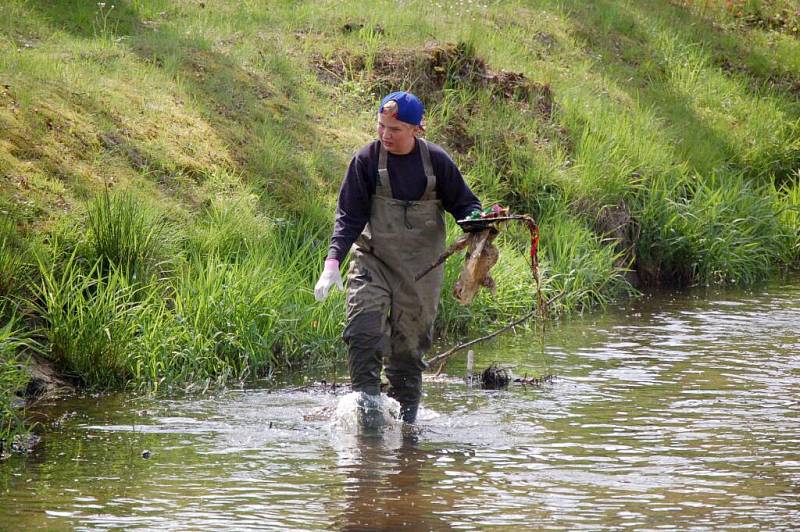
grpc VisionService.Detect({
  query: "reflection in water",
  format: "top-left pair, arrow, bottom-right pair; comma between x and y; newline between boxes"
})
1,278 -> 799,529
335,429 -> 452,531
331,392 -> 453,530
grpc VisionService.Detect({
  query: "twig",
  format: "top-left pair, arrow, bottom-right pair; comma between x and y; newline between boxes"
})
428,289 -> 565,376
430,310 -> 534,376
415,232 -> 470,281
280,380 -> 347,394
514,374 -> 555,386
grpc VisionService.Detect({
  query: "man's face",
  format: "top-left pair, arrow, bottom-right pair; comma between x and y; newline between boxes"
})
377,112 -> 419,155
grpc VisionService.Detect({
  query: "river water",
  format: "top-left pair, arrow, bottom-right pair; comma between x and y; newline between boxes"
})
1,278 -> 799,530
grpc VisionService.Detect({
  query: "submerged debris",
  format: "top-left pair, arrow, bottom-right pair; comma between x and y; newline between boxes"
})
480,363 -> 511,390
513,374 -> 555,386
478,364 -> 555,390
0,433 -> 41,459
280,380 -> 345,394
52,410 -> 77,428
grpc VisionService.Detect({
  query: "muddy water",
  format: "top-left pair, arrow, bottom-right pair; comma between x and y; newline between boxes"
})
1,278 -> 799,530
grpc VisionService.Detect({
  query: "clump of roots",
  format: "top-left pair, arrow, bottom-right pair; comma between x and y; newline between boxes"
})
480,363 -> 511,390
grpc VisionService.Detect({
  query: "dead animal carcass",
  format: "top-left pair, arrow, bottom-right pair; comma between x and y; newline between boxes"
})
414,226 -> 501,305
453,227 -> 500,305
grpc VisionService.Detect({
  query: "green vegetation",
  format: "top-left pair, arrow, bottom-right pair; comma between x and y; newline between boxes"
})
676,0 -> 800,38
0,312 -> 32,455
29,193 -> 340,392
0,0 -> 798,444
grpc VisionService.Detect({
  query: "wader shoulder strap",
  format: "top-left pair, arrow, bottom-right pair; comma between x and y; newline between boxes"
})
418,138 -> 437,201
377,144 -> 392,198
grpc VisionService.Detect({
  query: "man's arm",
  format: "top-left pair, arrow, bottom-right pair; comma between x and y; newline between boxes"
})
327,154 -> 372,262
430,144 -> 482,220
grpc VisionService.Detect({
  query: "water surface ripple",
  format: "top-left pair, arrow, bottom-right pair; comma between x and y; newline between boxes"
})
1,280 -> 799,530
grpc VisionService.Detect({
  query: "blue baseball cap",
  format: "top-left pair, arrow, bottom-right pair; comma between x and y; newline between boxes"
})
379,91 -> 424,126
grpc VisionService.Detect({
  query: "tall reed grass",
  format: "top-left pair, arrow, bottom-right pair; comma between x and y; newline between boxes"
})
32,198 -> 343,392
141,217 -> 341,388
535,203 -> 637,310
777,177 -> 800,262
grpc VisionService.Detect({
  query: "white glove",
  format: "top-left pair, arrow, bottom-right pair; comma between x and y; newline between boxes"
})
314,259 -> 344,302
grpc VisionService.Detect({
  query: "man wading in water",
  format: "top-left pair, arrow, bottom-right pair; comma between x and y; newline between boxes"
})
314,91 -> 482,424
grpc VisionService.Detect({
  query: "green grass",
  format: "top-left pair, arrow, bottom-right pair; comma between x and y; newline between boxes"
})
0,311 -> 33,456
86,190 -> 174,282
635,171 -> 796,285
777,178 -> 800,258
0,218 -> 25,300
31,250 -> 142,387
0,0 -> 798,401
28,204 -> 342,392
677,0 -> 800,38
132,254 -> 279,388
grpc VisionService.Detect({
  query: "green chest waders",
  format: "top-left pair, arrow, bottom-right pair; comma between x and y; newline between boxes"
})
343,139 -> 446,422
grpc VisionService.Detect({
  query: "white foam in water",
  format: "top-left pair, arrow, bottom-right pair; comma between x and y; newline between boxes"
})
331,392 -> 401,433
415,405 -> 439,422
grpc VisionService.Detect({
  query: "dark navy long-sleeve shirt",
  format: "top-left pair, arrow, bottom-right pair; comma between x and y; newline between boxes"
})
327,139 -> 481,262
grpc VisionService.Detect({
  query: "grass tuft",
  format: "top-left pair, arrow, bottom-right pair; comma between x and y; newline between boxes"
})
32,250 -> 140,387
86,190 -> 173,282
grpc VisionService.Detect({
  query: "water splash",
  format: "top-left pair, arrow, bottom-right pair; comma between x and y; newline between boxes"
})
415,405 -> 439,422
331,392 -> 401,433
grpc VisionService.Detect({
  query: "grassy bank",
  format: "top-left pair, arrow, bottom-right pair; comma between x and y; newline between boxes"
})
1,0 -> 798,444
